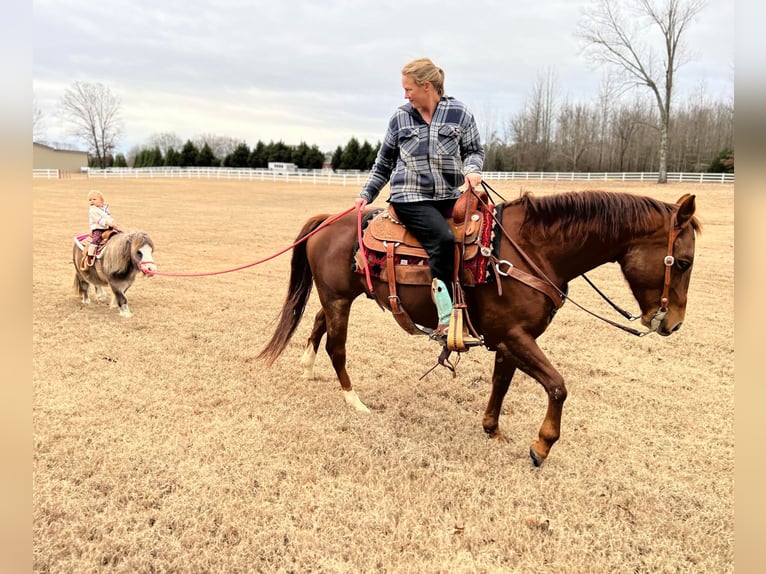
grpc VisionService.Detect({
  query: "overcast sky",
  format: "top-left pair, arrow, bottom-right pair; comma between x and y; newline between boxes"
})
33,0 -> 734,155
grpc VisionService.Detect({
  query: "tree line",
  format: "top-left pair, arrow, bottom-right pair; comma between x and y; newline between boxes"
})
482,75 -> 733,174
107,133 -> 381,172
36,0 -> 733,178
122,86 -> 732,174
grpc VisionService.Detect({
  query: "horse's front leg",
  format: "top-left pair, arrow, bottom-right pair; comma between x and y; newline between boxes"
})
513,337 -> 568,466
486,335 -> 567,465
482,345 -> 517,443
109,285 -> 132,318
323,299 -> 370,414
300,309 -> 326,380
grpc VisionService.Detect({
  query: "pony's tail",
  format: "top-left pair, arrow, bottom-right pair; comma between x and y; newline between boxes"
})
257,214 -> 330,366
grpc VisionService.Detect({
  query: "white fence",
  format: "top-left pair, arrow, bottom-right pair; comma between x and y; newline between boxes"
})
32,169 -> 60,179
34,167 -> 734,184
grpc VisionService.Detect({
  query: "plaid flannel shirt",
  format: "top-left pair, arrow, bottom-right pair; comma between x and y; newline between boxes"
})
360,96 -> 484,204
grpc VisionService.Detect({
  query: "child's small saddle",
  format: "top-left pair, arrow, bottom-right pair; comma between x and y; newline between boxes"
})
75,229 -> 120,271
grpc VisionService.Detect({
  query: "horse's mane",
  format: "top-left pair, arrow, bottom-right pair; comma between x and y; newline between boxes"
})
511,190 -> 701,241
102,231 -> 154,273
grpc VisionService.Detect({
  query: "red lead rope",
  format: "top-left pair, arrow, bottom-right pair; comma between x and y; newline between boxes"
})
357,206 -> 374,292
145,205 -> 358,278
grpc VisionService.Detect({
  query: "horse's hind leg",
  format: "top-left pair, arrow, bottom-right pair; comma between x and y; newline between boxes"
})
94,285 -> 107,302
74,276 -> 91,304
323,298 -> 370,414
300,309 -> 327,380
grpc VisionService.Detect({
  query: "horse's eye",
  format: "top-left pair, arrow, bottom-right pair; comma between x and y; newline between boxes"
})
676,259 -> 691,272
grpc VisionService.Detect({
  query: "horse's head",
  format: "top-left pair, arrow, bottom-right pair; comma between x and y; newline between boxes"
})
129,232 -> 158,276
619,194 -> 699,336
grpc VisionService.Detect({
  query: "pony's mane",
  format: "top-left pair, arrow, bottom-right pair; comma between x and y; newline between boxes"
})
511,190 -> 700,241
103,231 -> 154,272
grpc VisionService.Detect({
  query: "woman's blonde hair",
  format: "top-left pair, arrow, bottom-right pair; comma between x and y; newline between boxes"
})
401,58 -> 445,96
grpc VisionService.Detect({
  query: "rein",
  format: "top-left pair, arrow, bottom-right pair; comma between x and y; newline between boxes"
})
478,181 -> 682,337
144,206 -> 356,277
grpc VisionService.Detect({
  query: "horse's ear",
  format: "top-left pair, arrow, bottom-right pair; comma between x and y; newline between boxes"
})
675,194 -> 696,227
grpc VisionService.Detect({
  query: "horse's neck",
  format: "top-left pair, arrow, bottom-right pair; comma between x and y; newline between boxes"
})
502,218 -> 624,283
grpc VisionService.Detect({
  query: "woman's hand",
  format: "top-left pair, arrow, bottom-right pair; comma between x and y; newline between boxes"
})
465,172 -> 482,190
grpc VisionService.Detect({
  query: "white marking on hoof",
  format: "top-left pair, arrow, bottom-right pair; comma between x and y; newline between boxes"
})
300,346 -> 317,379
343,390 -> 371,414
119,307 -> 133,318
95,285 -> 107,301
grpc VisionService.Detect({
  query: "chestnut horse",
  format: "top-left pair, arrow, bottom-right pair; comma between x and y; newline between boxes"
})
259,190 -> 699,465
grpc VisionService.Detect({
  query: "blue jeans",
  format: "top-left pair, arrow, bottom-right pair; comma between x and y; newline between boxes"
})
390,199 -> 457,293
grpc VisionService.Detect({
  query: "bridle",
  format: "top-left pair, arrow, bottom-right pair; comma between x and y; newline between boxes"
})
649,207 -> 684,332
576,204 -> 685,337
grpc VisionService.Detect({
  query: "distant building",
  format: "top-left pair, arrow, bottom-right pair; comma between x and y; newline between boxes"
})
267,162 -> 298,174
33,142 -> 89,173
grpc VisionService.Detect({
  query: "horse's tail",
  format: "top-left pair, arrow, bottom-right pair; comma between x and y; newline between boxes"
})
257,214 -> 330,366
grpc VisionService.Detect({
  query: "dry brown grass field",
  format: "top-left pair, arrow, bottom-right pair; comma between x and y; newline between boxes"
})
33,178 -> 733,573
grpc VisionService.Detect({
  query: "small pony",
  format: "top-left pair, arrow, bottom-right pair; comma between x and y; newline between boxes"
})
72,231 -> 157,317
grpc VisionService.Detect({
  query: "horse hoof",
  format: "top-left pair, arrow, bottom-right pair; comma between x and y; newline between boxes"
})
343,390 -> 371,414
529,447 -> 544,467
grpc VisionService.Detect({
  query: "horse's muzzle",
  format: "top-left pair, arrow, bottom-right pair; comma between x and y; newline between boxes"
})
139,261 -> 157,275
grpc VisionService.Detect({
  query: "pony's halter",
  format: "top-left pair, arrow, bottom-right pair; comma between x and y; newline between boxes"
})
649,207 -> 683,332
138,260 -> 154,274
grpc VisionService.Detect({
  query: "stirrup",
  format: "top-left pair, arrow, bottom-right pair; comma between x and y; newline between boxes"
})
446,307 -> 483,351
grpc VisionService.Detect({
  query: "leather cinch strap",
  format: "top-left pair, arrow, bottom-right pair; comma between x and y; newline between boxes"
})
386,242 -> 421,334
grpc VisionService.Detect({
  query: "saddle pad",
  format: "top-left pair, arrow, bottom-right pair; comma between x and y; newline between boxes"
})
74,234 -> 90,250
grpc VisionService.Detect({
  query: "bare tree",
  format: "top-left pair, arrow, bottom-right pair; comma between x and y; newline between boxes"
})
510,69 -> 559,171
33,95 -> 45,142
193,134 -> 240,162
556,100 -> 598,171
147,132 -> 183,156
578,0 -> 706,182
60,81 -> 123,168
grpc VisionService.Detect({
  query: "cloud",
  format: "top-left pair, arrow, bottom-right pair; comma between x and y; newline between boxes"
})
33,0 -> 734,153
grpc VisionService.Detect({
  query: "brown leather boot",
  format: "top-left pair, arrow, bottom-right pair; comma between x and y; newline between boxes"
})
86,243 -> 97,266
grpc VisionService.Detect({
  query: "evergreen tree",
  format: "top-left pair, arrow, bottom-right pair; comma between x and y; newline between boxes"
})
305,144 -> 326,169
225,142 -> 251,167
113,153 -> 128,168
196,142 -> 219,166
149,146 -> 163,167
180,140 -> 199,167
267,140 -> 292,163
358,140 -> 378,171
340,137 -> 361,170
708,147 -> 734,173
165,147 -> 180,166
331,146 -> 343,171
292,141 -> 312,168
248,141 -> 268,168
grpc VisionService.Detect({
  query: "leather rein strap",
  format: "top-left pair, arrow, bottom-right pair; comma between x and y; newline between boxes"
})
469,188 -> 565,309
